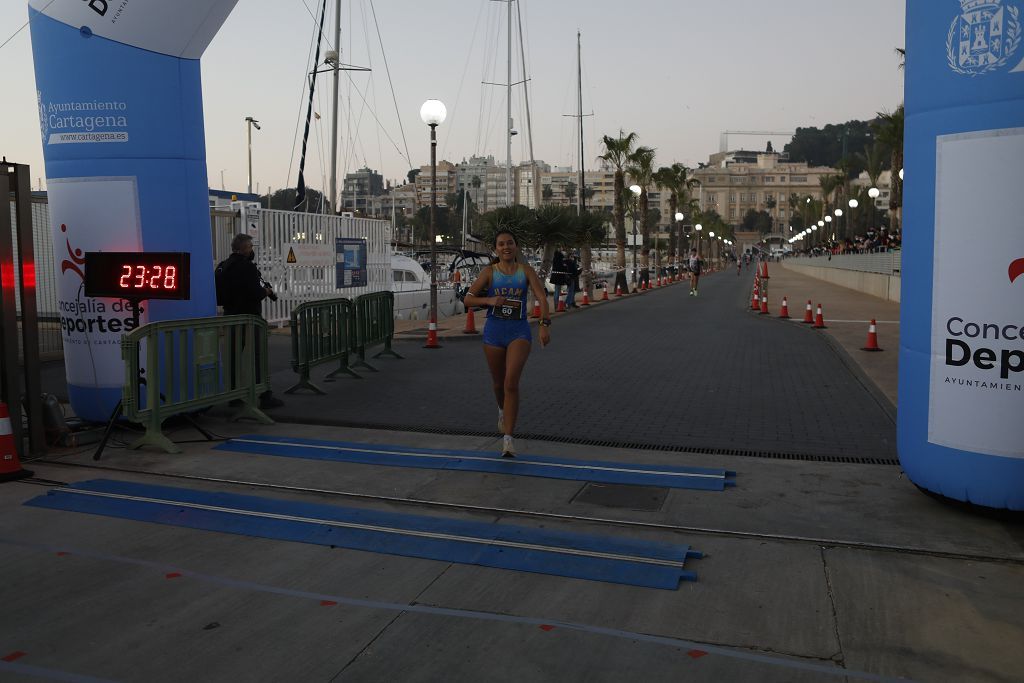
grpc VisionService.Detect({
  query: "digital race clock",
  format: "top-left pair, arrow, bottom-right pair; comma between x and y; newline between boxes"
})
83,252 -> 191,300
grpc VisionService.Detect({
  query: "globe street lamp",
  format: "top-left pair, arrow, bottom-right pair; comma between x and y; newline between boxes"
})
674,211 -> 684,271
629,184 -> 641,290
420,99 -> 446,349
694,223 -> 703,259
868,187 -> 880,230
848,198 -> 858,237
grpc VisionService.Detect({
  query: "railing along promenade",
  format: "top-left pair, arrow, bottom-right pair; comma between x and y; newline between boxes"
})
783,249 -> 902,302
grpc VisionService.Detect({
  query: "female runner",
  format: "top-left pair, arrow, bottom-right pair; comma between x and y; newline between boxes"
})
463,229 -> 551,457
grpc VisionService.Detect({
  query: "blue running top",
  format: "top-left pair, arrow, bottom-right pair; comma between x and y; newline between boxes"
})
486,264 -> 528,320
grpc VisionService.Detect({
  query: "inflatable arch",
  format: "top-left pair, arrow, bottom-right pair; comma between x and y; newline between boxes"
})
901,0 -> 1024,509
28,0 -> 239,422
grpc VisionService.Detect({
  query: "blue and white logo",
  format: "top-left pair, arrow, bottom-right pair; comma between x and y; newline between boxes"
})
947,0 -> 1021,76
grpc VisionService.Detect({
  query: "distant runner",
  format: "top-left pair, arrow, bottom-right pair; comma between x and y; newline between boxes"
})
464,229 -> 551,458
688,248 -> 702,297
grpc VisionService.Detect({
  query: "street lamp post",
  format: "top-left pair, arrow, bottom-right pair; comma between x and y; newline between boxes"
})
245,116 -> 261,195
848,198 -> 859,237
629,184 -> 641,291
694,223 -> 703,259
420,99 -> 447,349
868,187 -> 880,231
674,211 -> 684,272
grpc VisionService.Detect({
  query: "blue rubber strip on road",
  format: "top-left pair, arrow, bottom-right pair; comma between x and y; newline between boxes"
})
24,479 -> 699,590
215,435 -> 737,491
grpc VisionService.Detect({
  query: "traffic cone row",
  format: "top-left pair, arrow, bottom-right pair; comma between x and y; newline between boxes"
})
0,402 -> 33,483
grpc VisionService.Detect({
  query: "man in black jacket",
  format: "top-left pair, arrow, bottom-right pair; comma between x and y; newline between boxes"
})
215,234 -> 283,409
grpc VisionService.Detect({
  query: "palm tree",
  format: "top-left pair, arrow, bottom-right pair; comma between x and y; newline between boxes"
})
874,105 -> 904,233
625,146 -> 656,284
527,205 -> 574,280
598,129 -> 638,294
653,163 -> 699,269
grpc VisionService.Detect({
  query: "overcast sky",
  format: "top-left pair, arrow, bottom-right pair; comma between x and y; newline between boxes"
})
1,0 -> 905,195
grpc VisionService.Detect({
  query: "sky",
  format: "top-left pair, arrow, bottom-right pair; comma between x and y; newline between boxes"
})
0,0 -> 905,197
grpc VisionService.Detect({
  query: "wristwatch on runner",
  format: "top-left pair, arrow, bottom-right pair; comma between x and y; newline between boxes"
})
539,318 -> 551,327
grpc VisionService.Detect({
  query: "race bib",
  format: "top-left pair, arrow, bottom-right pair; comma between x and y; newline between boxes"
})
492,298 -> 523,320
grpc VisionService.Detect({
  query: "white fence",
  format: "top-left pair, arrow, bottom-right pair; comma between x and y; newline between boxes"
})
233,208 -> 391,325
788,249 -> 901,276
17,199 -> 392,337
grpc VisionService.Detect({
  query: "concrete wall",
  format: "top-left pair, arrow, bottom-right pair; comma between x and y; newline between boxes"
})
781,262 -> 901,303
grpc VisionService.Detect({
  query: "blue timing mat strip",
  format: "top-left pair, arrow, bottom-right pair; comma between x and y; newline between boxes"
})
25,479 -> 700,590
215,435 -> 737,491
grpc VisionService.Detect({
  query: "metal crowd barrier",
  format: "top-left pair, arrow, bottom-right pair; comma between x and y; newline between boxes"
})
121,314 -> 273,453
353,291 -> 403,371
287,298 -> 361,395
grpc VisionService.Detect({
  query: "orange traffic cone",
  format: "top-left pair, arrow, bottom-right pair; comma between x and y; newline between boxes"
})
862,319 -> 883,351
531,300 -> 542,318
761,260 -> 770,279
759,294 -> 769,315
656,275 -> 662,287
751,279 -> 761,310
557,298 -> 567,312
424,320 -> 442,348
601,287 -> 609,301
779,297 -> 790,319
813,304 -> 827,329
463,306 -> 479,334
581,290 -> 591,306
802,300 -> 814,324
615,283 -> 623,297
0,402 -> 32,482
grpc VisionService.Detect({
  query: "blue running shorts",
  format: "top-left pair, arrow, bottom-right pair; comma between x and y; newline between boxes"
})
483,318 -> 532,348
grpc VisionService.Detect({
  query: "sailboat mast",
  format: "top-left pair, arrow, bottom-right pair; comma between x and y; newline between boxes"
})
577,30 -> 584,216
329,0 -> 341,215
515,0 -> 536,208
506,0 -> 512,207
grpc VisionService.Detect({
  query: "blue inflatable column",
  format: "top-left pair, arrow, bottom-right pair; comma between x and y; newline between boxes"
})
900,0 -> 1024,509
28,1 -> 239,422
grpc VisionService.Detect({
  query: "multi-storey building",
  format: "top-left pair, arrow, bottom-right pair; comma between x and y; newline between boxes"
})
366,181 -> 417,219
692,150 -> 834,229
340,167 -> 384,214
415,160 -> 458,208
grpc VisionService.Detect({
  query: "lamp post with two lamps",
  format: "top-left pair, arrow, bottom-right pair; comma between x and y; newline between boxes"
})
245,116 -> 261,195
420,99 -> 447,349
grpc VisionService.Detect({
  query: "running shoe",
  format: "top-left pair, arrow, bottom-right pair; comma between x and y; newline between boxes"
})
501,435 -> 516,459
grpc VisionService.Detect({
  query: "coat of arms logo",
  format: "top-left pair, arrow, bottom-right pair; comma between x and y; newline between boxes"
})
948,0 -> 1021,75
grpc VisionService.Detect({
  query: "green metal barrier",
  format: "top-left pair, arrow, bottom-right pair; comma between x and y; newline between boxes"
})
287,297 -> 360,394
121,314 -> 273,453
353,291 -> 403,371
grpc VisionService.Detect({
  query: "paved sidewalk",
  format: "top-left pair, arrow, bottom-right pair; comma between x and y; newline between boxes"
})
261,270 -> 896,461
8,270 -> 1023,683
770,262 -> 900,406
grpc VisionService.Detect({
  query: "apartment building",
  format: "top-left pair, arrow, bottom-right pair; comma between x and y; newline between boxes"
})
692,150 -> 834,229
341,167 -> 384,214
415,160 -> 458,208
